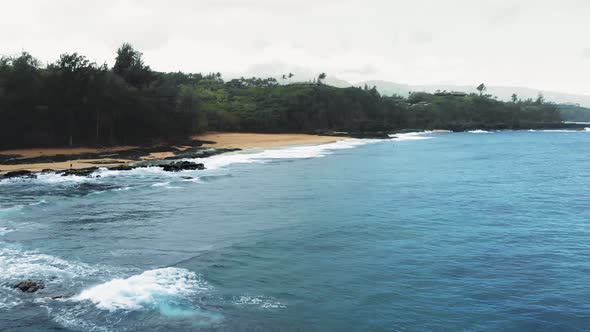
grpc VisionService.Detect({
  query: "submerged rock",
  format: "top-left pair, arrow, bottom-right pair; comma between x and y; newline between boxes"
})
161,161 -> 205,172
3,170 -> 35,179
60,167 -> 99,177
14,280 -> 45,293
107,164 -> 136,171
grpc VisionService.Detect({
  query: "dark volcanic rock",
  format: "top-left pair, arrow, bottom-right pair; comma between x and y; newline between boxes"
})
3,170 -> 34,179
60,167 -> 99,177
107,164 -> 136,171
161,161 -> 205,172
164,148 -> 241,160
14,280 -> 45,293
0,154 -> 19,163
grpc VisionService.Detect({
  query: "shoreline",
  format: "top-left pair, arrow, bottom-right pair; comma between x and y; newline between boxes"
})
0,133 -> 343,175
3,125 -> 589,176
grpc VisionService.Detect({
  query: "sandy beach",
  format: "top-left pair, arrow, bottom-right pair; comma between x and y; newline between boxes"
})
193,133 -> 340,149
0,133 -> 341,174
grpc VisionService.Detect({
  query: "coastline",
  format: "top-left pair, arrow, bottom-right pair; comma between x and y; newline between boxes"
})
0,133 -> 342,175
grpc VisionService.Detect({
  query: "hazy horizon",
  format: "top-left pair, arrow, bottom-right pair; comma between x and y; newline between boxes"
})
1,0 -> 589,95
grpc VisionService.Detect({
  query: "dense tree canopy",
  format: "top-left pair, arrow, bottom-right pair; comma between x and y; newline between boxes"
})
0,44 -> 563,149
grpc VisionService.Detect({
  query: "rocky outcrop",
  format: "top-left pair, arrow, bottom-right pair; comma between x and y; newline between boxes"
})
161,161 -> 205,172
107,164 -> 139,171
14,280 -> 45,293
164,147 -> 241,160
3,170 -> 34,178
60,167 -> 99,177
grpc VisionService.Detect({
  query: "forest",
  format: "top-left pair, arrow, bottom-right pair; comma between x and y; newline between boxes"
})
0,44 -> 563,149
557,104 -> 590,122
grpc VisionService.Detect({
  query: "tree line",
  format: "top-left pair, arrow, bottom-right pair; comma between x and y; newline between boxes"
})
0,44 -> 562,149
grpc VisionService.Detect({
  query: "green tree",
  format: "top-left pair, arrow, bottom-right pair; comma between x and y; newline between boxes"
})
113,43 -> 153,89
318,72 -> 326,85
477,83 -> 486,96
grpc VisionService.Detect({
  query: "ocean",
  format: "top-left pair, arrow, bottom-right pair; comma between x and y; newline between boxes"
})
1,130 -> 590,331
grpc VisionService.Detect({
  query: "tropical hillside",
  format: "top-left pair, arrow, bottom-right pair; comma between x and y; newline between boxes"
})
0,44 -> 562,149
557,104 -> 590,122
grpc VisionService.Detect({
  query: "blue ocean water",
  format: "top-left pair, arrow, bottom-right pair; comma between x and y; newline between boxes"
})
1,130 -> 590,331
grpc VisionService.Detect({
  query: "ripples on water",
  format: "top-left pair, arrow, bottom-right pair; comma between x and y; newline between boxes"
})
1,131 -> 590,331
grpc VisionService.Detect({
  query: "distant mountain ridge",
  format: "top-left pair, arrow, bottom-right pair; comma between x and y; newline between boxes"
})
324,77 -> 590,107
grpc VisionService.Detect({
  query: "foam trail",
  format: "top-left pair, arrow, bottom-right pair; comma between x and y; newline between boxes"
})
468,129 -> 492,134
389,131 -> 434,141
235,295 -> 286,309
0,227 -> 13,235
0,287 -> 22,309
1,139 -> 382,186
73,267 -> 209,311
0,246 -> 116,310
531,128 -> 590,133
0,247 -> 103,284
187,138 -> 381,170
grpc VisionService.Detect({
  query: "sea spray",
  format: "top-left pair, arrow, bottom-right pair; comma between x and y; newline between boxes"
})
72,267 -> 210,311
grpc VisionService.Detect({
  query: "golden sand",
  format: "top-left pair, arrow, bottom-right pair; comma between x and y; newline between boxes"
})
0,133 -> 341,174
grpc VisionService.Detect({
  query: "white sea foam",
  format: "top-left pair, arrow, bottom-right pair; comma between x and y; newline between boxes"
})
73,267 -> 210,311
52,309 -> 112,332
187,138 -> 381,170
529,128 -> 590,133
114,186 -> 132,191
2,139 -> 382,187
0,286 -> 23,309
0,246 -> 113,310
468,129 -> 492,134
389,131 -> 434,141
0,247 -> 102,284
235,295 -> 286,309
0,226 -> 14,235
35,172 -> 97,185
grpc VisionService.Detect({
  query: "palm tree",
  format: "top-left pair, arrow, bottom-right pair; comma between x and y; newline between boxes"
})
318,72 -> 326,85
477,83 -> 486,96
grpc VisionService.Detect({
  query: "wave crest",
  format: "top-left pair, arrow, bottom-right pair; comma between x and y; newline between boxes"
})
72,267 -> 209,311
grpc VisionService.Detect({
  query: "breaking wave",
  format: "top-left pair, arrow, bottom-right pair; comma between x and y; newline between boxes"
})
528,128 -> 590,133
389,131 -> 436,141
185,138 -> 382,170
72,267 -> 210,311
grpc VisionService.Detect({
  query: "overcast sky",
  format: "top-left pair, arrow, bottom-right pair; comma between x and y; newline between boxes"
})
1,0 -> 589,95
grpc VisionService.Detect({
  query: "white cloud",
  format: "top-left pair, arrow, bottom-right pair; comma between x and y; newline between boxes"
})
0,0 -> 589,95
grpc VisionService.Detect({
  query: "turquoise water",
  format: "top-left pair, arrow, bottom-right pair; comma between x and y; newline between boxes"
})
1,130 -> 590,331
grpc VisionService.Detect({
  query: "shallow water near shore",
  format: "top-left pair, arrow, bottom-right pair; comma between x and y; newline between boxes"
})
1,131 -> 590,331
